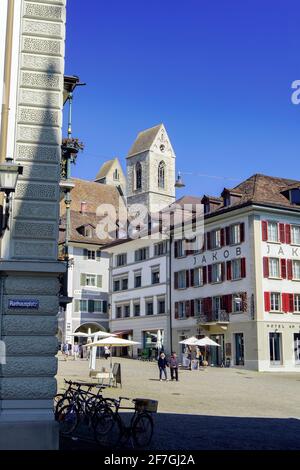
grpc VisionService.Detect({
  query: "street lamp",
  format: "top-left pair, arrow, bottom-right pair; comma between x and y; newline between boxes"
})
0,157 -> 23,234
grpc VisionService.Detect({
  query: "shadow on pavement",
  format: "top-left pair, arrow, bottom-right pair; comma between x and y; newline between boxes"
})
60,412 -> 300,450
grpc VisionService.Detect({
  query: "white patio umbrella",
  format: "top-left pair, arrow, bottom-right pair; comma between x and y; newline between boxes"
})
71,331 -> 116,339
196,336 -> 221,347
87,336 -> 140,371
179,336 -> 199,345
156,330 -> 163,351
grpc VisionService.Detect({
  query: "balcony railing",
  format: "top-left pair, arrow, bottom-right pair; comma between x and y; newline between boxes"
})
198,310 -> 230,323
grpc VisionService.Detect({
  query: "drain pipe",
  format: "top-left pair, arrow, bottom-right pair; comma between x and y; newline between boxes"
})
0,0 -> 15,163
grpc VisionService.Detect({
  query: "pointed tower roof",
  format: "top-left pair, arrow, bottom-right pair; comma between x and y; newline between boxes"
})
127,123 -> 165,157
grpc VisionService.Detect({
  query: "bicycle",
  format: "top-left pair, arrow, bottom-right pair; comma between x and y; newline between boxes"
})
93,396 -> 157,449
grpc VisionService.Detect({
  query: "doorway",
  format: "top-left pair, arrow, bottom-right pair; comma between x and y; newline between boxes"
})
210,334 -> 225,366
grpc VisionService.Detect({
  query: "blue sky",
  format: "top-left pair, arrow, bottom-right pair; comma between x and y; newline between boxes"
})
64,0 -> 300,197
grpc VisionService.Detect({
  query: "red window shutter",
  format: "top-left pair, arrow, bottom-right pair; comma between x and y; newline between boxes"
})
190,300 -> 195,317
287,259 -> 293,280
289,293 -> 294,313
203,266 -> 207,284
174,272 -> 179,289
226,261 -> 232,280
264,292 -> 271,312
227,294 -> 233,313
279,223 -> 285,244
263,257 -> 269,278
241,292 -> 247,312
225,226 -> 230,245
280,259 -> 287,279
185,301 -> 190,318
220,228 -> 225,247
175,302 -> 179,319
262,221 -> 268,241
282,293 -> 288,313
206,232 -> 211,250
240,223 -> 245,242
208,265 -> 212,283
190,269 -> 194,287
241,258 -> 246,278
221,262 -> 225,281
285,224 -> 291,244
186,270 -> 190,288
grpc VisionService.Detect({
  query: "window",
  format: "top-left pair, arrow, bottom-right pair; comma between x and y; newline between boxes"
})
293,260 -> 300,280
294,294 -> 300,313
134,303 -> 140,317
113,279 -> 120,292
294,333 -> 300,364
269,258 -> 280,278
135,162 -> 142,190
212,263 -> 223,283
116,253 -> 127,267
152,269 -> 160,285
232,259 -> 242,280
292,225 -> 300,245
122,278 -> 128,290
157,298 -> 165,314
269,332 -> 282,365
178,270 -> 187,289
77,299 -> 88,312
195,298 -> 203,316
87,250 -> 95,260
84,226 -> 93,238
230,224 -> 241,244
174,240 -> 184,258
290,189 -> 300,205
193,267 -> 203,287
116,306 -> 122,319
135,248 -> 149,262
113,168 -> 119,181
233,294 -> 243,313
270,292 -> 281,312
267,222 -> 279,242
154,241 -> 167,256
124,305 -> 130,318
178,302 -> 186,318
146,301 -> 153,316
211,229 -> 221,249
80,274 -> 102,288
158,161 -> 165,189
134,274 -> 142,288
212,296 -> 222,314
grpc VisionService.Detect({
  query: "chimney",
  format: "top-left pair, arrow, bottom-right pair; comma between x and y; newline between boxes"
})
80,201 -> 87,214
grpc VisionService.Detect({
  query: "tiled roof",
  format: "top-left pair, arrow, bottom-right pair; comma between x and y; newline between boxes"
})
95,158 -> 118,181
60,178 -> 125,215
127,124 -> 163,157
59,210 -> 117,245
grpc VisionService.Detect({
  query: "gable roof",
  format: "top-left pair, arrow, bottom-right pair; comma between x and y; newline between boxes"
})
127,124 -> 163,157
95,158 -> 119,181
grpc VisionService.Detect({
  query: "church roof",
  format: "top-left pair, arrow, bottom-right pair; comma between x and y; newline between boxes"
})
95,158 -> 119,181
127,124 -> 163,157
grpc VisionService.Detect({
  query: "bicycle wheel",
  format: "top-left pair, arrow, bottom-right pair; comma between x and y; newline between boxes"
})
93,405 -> 122,448
132,412 -> 153,448
54,395 -> 72,420
57,403 -> 79,436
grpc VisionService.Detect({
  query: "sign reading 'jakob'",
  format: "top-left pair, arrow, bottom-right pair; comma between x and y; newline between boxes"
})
8,299 -> 39,309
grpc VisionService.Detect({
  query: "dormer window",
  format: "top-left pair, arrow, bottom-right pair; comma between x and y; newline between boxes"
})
204,203 -> 210,214
290,189 -> 300,205
224,196 -> 230,207
84,226 -> 93,238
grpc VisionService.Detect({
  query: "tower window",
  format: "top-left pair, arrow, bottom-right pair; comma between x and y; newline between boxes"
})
135,162 -> 142,190
158,161 -> 165,189
113,168 -> 119,181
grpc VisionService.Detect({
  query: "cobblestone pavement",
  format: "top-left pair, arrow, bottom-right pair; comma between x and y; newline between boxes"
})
56,355 -> 300,450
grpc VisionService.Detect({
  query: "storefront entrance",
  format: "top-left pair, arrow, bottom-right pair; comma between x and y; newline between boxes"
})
210,334 -> 225,366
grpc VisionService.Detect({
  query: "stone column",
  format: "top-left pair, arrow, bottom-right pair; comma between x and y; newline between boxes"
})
0,0 -> 67,449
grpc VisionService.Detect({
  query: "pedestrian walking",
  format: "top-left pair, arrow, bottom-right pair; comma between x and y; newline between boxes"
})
169,352 -> 179,381
73,343 -> 79,360
158,352 -> 168,381
104,346 -> 111,360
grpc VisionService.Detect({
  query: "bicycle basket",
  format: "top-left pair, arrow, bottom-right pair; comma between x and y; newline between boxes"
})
134,398 -> 158,413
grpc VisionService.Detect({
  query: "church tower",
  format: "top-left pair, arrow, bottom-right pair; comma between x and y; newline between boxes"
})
126,124 -> 176,213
